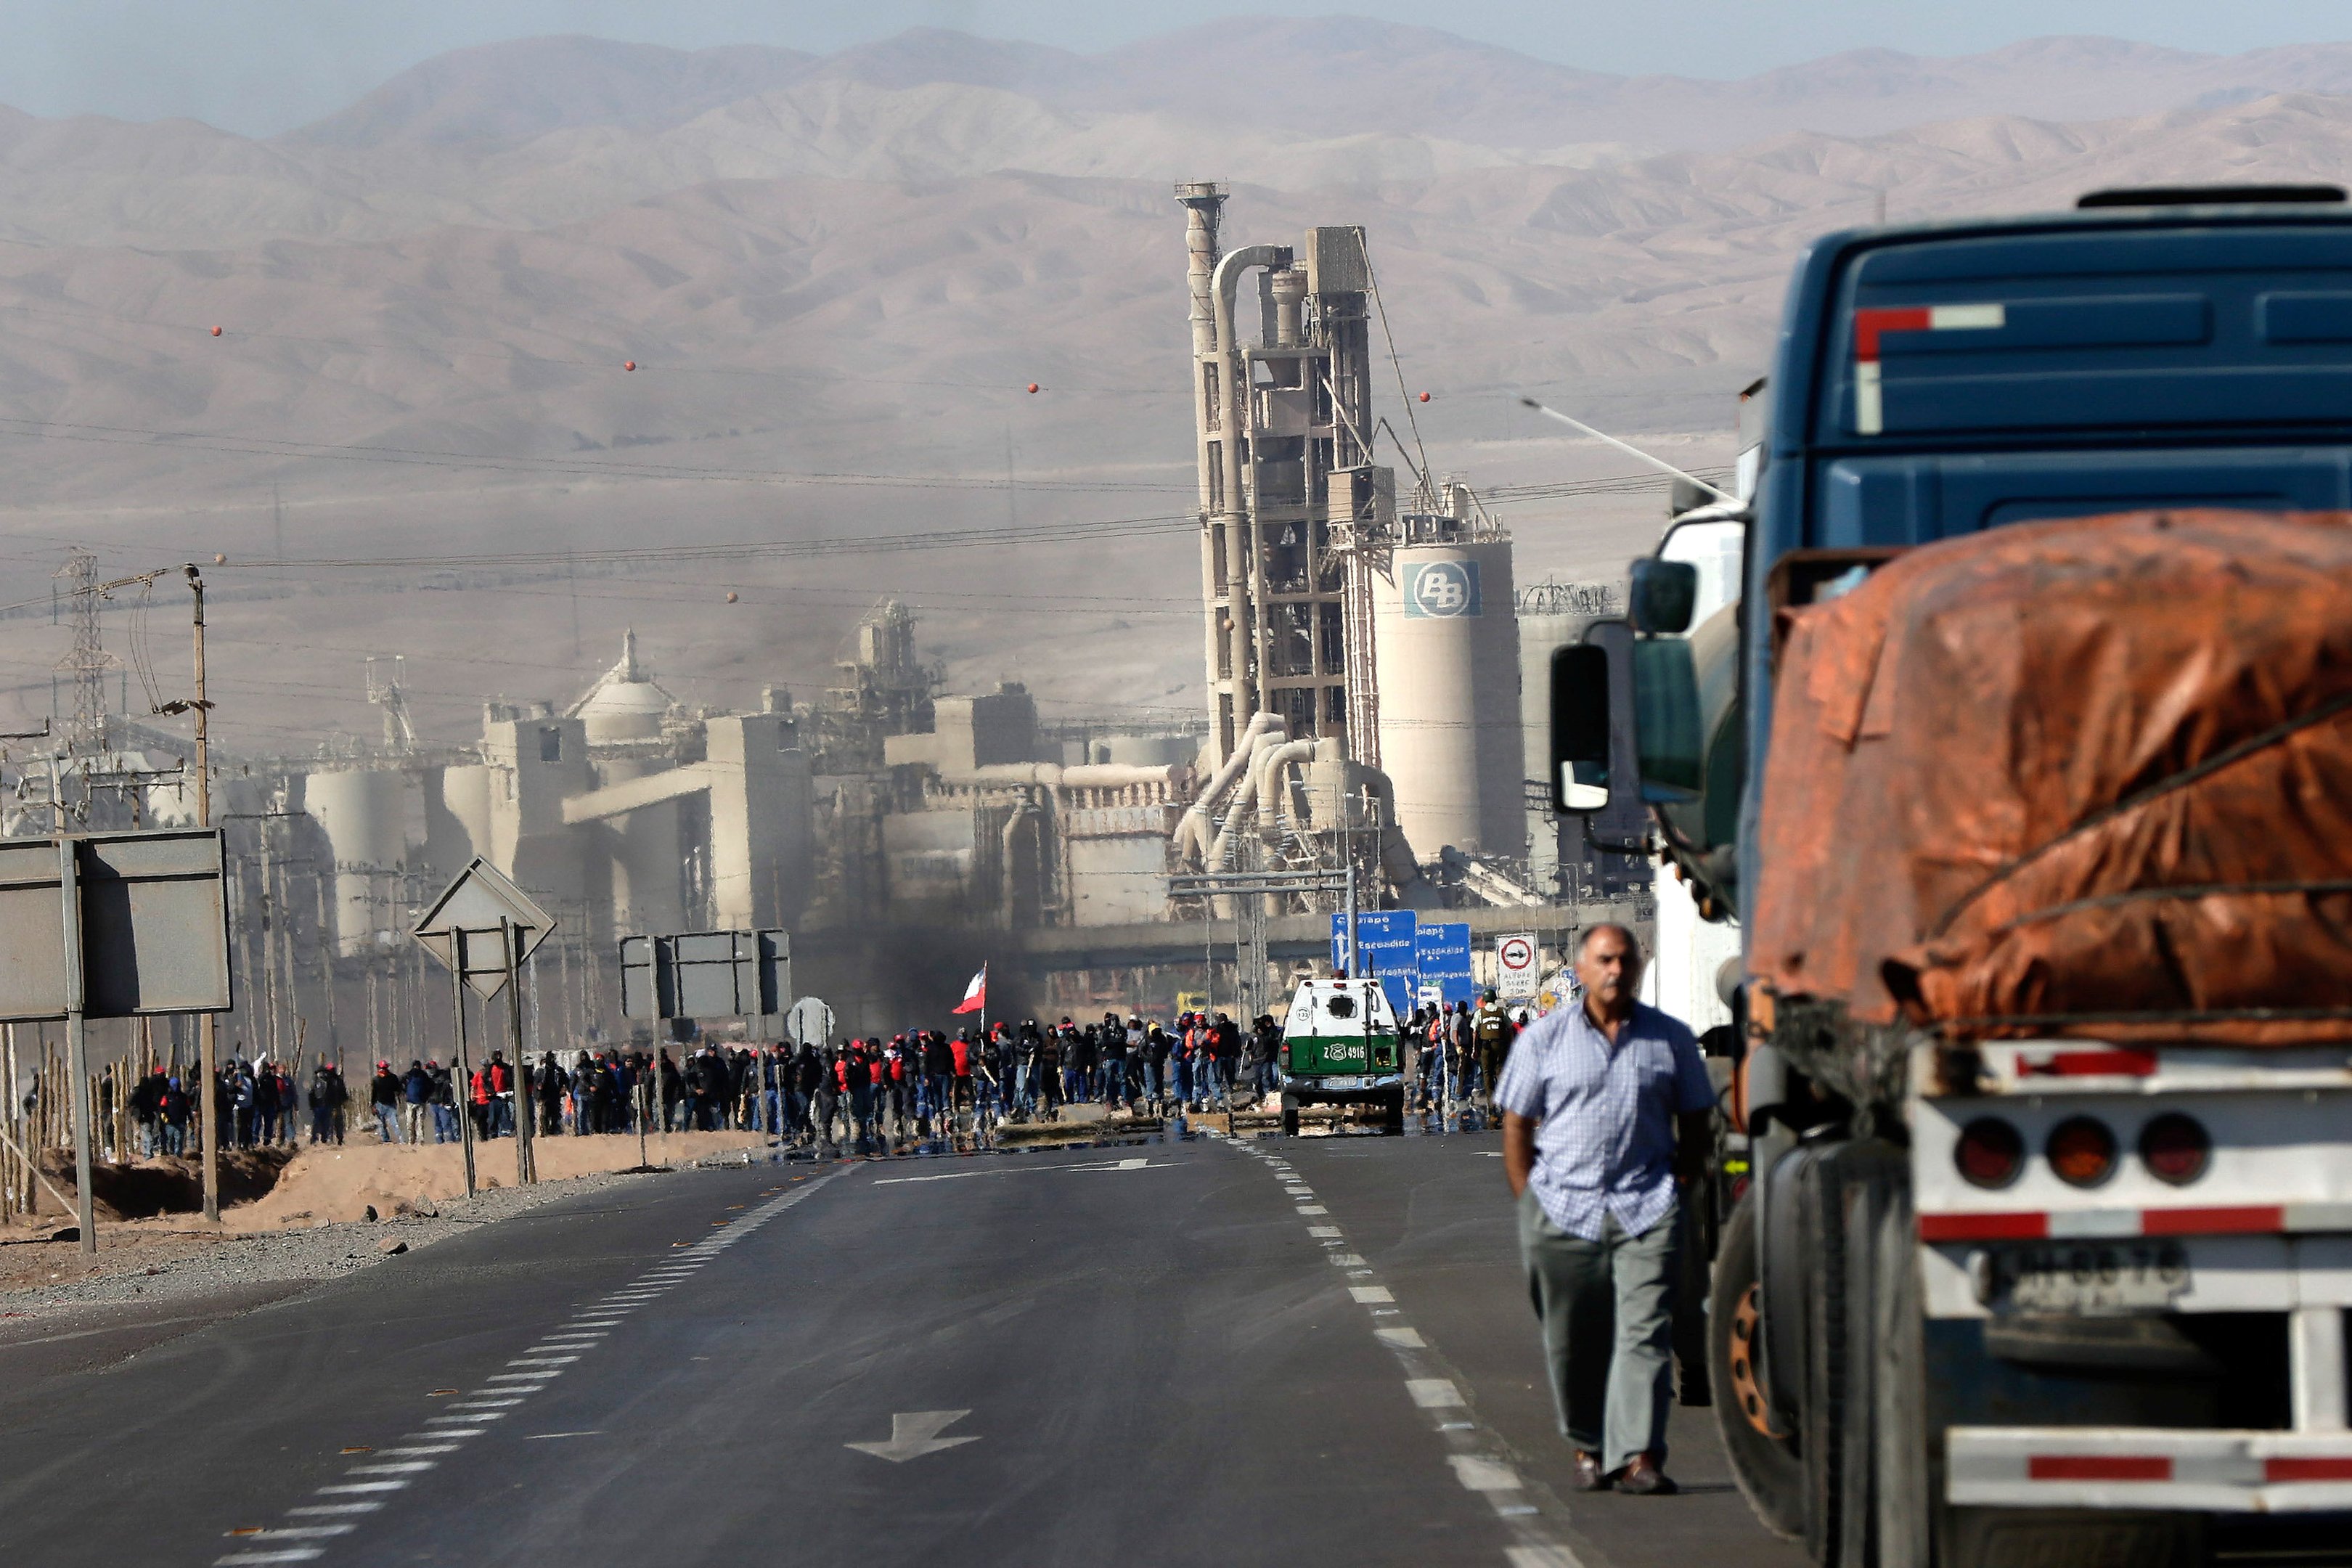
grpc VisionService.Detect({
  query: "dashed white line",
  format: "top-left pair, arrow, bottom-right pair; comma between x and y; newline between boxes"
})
1349,1286 -> 1395,1304
1407,1379 -> 1466,1409
1448,1455 -> 1523,1493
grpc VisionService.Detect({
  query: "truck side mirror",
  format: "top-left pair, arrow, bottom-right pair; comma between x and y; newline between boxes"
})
1550,642 -> 1612,813
1630,558 -> 1699,634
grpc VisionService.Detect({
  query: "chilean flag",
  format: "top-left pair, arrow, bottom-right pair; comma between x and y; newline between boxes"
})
950,964 -> 987,1015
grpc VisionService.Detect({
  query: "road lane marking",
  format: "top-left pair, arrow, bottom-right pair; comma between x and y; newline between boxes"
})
872,1157 -> 1165,1185
1408,1379 -> 1466,1409
525,1430 -> 604,1440
205,1163 -> 859,1567
1218,1131 -> 1593,1568
228,1524 -> 353,1539
1449,1455 -> 1522,1492
846,1410 -> 981,1462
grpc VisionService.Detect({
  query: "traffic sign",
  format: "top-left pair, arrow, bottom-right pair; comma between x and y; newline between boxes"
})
787,995 -> 835,1047
0,828 -> 232,1021
1331,910 -> 1416,1020
411,857 -> 555,997
619,928 -> 788,1021
1496,932 -> 1541,997
1413,922 -> 1476,1007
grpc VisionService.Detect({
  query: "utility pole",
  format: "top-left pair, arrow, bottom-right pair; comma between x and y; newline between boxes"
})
187,564 -> 220,1224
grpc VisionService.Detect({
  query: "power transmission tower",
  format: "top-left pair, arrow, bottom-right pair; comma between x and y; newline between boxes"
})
52,551 -> 117,756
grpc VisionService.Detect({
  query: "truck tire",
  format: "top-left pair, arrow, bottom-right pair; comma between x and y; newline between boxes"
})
1802,1151 -> 1851,1567
1707,1193 -> 1805,1540
1281,1095 -> 1299,1136
1871,1172 -> 1931,1568
1381,1087 -> 1405,1133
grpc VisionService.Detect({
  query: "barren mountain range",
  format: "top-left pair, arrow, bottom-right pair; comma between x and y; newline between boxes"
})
1,19 -> 2349,751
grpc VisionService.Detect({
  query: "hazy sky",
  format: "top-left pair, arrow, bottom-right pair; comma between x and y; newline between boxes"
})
9,1 -> 2352,136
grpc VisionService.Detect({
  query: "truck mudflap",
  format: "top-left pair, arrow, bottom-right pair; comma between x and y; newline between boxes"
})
1947,1427 -> 2352,1511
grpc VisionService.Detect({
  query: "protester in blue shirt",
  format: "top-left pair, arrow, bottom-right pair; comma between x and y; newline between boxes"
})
1497,923 -> 1713,1497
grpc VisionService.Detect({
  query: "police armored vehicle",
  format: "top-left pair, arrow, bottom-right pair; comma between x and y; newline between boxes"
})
1277,977 -> 1406,1135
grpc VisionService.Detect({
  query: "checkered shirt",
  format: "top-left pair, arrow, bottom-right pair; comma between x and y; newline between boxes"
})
1493,1000 -> 1713,1242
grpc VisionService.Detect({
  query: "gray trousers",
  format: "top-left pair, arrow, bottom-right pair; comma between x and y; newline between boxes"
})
1518,1186 -> 1681,1472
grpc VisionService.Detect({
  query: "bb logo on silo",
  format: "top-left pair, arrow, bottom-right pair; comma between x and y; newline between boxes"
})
1403,560 -> 1481,618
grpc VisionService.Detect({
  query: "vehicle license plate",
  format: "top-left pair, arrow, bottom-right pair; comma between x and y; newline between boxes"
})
1993,1241 -> 2190,1314
1315,1075 -> 1369,1090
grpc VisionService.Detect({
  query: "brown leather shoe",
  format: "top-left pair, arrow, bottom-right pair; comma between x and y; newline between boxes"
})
1572,1450 -> 1612,1492
1616,1454 -> 1679,1495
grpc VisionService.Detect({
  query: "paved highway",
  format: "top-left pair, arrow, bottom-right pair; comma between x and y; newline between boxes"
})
0,1127 -> 1808,1568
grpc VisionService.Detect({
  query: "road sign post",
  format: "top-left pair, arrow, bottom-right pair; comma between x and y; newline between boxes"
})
412,859 -> 557,1199
58,840 -> 92,1254
449,927 -> 475,1199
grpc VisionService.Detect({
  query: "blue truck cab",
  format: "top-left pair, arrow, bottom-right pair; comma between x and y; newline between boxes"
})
1553,188 -> 2352,1568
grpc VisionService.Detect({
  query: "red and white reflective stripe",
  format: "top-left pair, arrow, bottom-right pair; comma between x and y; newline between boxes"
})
1950,1427 -> 2352,1511
1918,1201 -> 2352,1243
2016,1047 -> 2157,1078
1851,303 -> 2006,433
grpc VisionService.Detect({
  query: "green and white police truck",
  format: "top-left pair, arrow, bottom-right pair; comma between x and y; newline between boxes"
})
1277,978 -> 1407,1135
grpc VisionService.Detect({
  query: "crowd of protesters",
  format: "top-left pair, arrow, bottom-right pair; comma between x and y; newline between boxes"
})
1402,992 -> 1528,1111
99,991 -> 1535,1161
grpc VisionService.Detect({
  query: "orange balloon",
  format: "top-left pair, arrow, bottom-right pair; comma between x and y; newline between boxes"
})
623,360 -> 637,372
725,591 -> 739,604
1418,391 -> 1431,402
210,325 -> 222,337
1026,383 -> 1040,393
213,552 -> 226,564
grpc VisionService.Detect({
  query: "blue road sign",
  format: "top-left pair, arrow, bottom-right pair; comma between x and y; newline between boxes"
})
1413,922 -> 1476,1007
1332,910 -> 1417,1020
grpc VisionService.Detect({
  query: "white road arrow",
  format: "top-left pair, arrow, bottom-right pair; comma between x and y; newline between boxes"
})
846,1410 -> 981,1463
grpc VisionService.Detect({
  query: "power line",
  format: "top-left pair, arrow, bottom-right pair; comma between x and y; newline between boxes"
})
0,414 -> 1193,494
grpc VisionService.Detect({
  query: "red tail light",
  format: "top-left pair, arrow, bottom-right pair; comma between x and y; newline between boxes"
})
1955,1117 -> 2025,1188
1279,1042 -> 1290,1069
2139,1113 -> 2210,1185
2047,1116 -> 2118,1188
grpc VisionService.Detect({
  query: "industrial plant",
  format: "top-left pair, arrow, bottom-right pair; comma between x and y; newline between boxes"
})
4,185 -> 1649,1055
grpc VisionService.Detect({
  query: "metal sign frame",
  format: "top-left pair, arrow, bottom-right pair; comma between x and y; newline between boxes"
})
0,828 -> 232,1022
619,928 -> 788,1022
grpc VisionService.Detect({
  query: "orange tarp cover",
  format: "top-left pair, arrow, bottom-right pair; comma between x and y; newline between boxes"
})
1749,510 -> 2352,1044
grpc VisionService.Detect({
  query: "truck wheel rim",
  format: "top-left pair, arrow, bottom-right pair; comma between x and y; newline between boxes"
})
1728,1281 -> 1784,1440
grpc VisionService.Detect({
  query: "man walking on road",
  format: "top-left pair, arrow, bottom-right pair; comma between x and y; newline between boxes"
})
1497,923 -> 1712,1498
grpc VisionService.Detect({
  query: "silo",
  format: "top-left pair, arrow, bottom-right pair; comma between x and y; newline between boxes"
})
1372,539 -> 1521,857
306,767 -> 409,956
